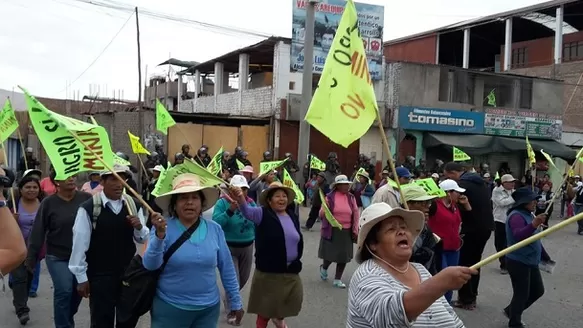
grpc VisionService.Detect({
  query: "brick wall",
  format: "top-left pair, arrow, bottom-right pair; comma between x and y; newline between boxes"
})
510,61 -> 583,128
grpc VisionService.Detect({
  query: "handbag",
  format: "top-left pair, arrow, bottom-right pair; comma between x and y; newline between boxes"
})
117,219 -> 201,322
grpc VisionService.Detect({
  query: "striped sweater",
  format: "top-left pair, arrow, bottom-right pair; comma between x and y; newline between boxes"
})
347,260 -> 465,328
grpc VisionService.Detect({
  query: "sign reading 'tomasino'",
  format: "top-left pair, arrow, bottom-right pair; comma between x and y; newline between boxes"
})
398,106 -> 485,134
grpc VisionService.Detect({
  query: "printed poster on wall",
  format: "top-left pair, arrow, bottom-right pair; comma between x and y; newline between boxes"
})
291,0 -> 384,80
484,109 -> 563,140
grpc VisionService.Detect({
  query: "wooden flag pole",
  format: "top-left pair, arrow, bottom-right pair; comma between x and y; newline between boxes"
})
375,110 -> 409,210
471,212 -> 583,269
16,129 -> 28,170
69,132 -> 154,214
1,144 -> 16,212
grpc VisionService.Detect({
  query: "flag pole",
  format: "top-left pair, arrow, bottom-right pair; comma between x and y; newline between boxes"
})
1,143 -> 16,212
16,129 -> 28,170
69,132 -> 155,214
375,110 -> 409,210
471,212 -> 583,269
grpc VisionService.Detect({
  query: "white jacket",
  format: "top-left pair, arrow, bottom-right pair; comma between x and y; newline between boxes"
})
492,186 -> 515,223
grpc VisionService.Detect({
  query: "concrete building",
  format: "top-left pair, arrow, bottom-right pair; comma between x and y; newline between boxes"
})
381,0 -> 581,175
172,36 -> 388,175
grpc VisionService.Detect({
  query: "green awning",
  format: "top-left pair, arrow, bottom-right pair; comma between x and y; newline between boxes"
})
423,133 -> 576,160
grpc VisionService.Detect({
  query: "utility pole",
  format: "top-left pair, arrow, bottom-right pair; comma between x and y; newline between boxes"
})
297,0 -> 317,181
135,6 -> 144,191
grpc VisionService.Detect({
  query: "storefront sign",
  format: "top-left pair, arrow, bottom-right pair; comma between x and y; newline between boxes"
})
484,109 -> 562,140
398,106 -> 485,134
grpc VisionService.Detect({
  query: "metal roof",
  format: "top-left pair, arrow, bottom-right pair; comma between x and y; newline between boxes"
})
384,0 -> 579,45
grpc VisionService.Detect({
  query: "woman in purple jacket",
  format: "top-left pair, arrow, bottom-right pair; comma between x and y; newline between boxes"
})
504,187 -> 547,328
9,176 -> 43,325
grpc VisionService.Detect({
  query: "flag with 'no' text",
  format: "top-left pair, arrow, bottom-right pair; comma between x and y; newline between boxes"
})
304,0 -> 378,148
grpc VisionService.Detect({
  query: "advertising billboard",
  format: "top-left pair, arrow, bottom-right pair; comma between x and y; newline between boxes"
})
291,0 -> 384,80
484,109 -> 562,140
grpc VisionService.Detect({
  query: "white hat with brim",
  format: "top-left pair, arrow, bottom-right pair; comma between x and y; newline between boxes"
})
330,174 -> 352,189
23,169 -> 42,178
439,179 -> 466,193
151,165 -> 164,172
355,203 -> 425,264
101,164 -> 129,177
258,181 -> 295,207
154,173 -> 220,214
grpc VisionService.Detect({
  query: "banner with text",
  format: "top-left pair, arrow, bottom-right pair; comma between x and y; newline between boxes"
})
484,109 -> 562,140
398,106 -> 485,134
291,0 -> 384,80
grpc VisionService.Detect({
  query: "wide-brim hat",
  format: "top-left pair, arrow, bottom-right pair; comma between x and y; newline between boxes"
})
402,184 -> 437,202
511,187 -> 540,207
330,174 -> 352,189
23,169 -> 42,179
101,164 -> 129,177
355,202 -> 425,264
258,181 -> 295,207
155,173 -> 220,214
357,170 -> 370,180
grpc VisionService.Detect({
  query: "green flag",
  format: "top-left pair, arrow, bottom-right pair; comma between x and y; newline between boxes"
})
309,155 -> 326,171
206,146 -> 223,176
486,89 -> 496,107
156,98 -> 176,135
236,159 -> 245,170
259,158 -> 288,176
0,99 -> 19,142
453,146 -> 471,162
282,168 -> 305,204
21,87 -> 114,179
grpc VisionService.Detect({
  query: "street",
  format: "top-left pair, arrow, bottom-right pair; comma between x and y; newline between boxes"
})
1,207 -> 582,327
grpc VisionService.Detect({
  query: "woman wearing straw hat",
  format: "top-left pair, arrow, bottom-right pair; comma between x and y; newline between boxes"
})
229,181 -> 303,328
347,202 -> 476,328
319,175 -> 359,288
143,173 -> 244,328
503,187 -> 547,328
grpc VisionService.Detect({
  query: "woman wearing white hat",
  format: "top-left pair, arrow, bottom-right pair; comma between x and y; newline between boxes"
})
347,202 -> 477,328
319,175 -> 359,288
143,173 -> 244,327
212,175 -> 258,325
229,181 -> 303,328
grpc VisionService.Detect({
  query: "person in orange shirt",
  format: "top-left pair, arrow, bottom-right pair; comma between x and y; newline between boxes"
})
39,166 -> 57,196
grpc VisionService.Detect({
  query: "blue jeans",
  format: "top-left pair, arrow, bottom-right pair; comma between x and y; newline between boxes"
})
151,296 -> 220,328
441,250 -> 460,303
45,255 -> 82,328
9,261 -> 41,294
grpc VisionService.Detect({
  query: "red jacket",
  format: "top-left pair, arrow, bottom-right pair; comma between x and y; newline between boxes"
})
428,199 -> 462,251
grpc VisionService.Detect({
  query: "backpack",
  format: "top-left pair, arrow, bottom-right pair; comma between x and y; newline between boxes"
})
90,193 -> 138,229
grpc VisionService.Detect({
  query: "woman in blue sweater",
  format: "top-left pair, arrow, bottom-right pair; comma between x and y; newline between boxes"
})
212,174 -> 256,324
144,173 -> 244,328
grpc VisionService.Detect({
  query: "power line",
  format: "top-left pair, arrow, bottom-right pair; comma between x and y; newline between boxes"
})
52,11 -> 134,96
62,0 -> 273,39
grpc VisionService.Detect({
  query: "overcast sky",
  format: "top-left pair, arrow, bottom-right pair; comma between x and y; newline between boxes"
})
0,0 -> 548,100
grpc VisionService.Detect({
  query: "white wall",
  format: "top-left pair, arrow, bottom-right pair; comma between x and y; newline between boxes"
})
274,42 -> 303,97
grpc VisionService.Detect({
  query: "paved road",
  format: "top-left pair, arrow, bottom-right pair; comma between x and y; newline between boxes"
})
1,207 -> 582,327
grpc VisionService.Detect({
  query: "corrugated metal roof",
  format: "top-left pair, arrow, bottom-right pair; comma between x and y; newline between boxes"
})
384,0 -> 579,45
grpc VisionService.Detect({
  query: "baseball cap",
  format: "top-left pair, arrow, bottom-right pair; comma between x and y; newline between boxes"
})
152,165 -> 164,172
501,174 -> 516,183
431,173 -> 439,179
396,167 -> 412,178
483,173 -> 491,178
439,179 -> 466,193
230,175 -> 250,189
402,185 -> 437,202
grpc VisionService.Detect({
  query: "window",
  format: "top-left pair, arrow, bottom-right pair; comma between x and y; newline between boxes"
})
511,48 -> 528,68
438,68 -> 475,105
289,81 -> 295,90
563,41 -> 583,62
483,76 -> 513,108
519,79 -> 532,109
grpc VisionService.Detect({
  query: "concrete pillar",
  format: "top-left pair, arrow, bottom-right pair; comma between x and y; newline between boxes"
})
222,72 -> 230,93
435,34 -> 440,64
214,62 -> 224,95
504,18 -> 513,71
554,5 -> 564,64
238,53 -> 249,91
177,74 -> 183,111
462,28 -> 470,69
194,70 -> 201,99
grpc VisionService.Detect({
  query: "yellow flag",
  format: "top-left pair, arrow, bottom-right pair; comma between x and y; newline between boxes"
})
309,155 -> 326,171
540,149 -> 556,170
319,189 -> 342,229
526,136 -> 536,165
0,99 -> 19,142
127,131 -> 151,155
453,147 -> 471,162
282,168 -> 305,204
304,0 -> 378,148
206,146 -> 223,176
